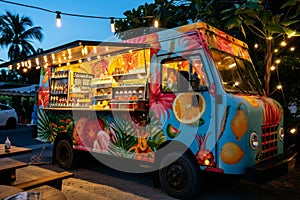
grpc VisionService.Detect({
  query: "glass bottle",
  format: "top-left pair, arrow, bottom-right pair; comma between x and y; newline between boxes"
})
5,136 -> 11,152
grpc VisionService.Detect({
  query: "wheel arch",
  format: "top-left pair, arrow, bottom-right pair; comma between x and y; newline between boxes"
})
156,140 -> 197,164
6,117 -> 17,129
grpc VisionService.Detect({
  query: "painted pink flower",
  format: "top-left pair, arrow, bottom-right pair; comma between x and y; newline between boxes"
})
179,33 -> 202,52
122,33 -> 161,58
149,83 -> 176,120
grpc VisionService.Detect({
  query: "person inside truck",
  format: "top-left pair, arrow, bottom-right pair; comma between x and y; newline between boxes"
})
166,70 -> 177,91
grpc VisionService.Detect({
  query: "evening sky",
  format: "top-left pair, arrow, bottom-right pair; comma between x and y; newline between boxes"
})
0,0 -> 153,62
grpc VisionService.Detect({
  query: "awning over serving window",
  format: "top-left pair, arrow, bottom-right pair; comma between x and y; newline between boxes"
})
0,84 -> 39,96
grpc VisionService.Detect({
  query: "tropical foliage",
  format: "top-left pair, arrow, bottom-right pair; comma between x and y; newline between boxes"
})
108,111 -> 166,160
0,11 -> 43,61
0,11 -> 43,83
221,0 -> 300,96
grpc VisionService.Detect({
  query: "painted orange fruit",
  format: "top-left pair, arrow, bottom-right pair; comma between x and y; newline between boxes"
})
173,93 -> 206,124
231,107 -> 248,140
220,142 -> 244,164
242,96 -> 259,108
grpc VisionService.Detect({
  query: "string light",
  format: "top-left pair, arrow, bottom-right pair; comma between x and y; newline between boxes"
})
56,11 -> 62,28
154,19 -> 159,28
270,83 -> 283,95
277,84 -> 282,90
280,40 -> 287,46
274,48 -> 279,53
290,128 -> 297,134
270,65 -> 276,71
110,17 -> 115,33
0,0 -> 126,30
254,43 -> 258,49
290,46 -> 295,51
275,59 -> 281,64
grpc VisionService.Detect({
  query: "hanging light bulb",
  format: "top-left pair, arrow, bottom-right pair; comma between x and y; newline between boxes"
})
154,19 -> 159,28
277,84 -> 282,90
290,46 -> 295,51
280,40 -> 287,46
270,65 -> 276,71
110,17 -> 115,33
56,11 -> 62,27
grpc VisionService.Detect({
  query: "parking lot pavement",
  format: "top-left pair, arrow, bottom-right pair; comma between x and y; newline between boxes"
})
10,144 -> 300,200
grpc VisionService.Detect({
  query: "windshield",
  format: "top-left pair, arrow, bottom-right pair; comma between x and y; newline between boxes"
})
211,49 -> 264,95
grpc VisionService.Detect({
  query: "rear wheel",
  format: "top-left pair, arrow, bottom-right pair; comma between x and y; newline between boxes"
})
159,152 -> 202,199
55,139 -> 74,169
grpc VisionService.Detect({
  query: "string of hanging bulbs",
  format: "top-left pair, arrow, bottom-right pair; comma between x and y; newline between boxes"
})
0,0 -> 160,32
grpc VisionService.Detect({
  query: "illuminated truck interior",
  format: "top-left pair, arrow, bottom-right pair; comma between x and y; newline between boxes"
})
211,49 -> 264,95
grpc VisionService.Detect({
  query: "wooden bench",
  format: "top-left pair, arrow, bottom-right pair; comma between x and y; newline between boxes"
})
15,171 -> 74,191
0,158 -> 28,185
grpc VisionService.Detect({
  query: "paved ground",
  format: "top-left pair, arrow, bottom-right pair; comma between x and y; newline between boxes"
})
8,143 -> 300,200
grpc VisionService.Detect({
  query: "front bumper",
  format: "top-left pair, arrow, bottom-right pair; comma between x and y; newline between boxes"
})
245,145 -> 298,183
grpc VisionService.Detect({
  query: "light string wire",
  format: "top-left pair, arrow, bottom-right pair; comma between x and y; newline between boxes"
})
0,0 -> 126,20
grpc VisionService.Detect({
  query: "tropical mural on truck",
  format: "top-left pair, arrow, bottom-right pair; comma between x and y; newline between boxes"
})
36,22 -> 284,175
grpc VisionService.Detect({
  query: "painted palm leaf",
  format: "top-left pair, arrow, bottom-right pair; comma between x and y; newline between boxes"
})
108,115 -> 137,157
37,109 -> 58,142
146,111 -> 166,151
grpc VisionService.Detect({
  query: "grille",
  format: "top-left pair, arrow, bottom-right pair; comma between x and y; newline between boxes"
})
261,125 -> 278,160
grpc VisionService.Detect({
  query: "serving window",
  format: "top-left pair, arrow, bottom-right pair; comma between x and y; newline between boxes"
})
161,56 -> 207,93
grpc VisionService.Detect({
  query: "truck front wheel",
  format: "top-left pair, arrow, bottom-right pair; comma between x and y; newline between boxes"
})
159,152 -> 202,199
55,139 -> 74,169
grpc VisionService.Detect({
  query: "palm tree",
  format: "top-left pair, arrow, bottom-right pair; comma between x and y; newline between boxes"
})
0,11 -> 43,61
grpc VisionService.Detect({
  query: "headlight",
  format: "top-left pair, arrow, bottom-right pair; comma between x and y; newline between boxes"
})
279,127 -> 284,140
249,132 -> 258,150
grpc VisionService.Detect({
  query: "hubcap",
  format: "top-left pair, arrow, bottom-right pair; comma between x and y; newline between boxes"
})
59,143 -> 70,163
166,164 -> 188,189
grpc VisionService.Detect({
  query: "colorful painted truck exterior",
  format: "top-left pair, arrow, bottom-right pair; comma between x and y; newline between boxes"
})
5,22 -> 296,199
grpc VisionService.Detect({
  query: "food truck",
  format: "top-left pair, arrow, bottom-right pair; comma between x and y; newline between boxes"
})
4,22 -> 297,199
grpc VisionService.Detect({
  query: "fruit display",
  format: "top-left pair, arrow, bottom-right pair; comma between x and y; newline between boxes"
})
111,72 -> 148,110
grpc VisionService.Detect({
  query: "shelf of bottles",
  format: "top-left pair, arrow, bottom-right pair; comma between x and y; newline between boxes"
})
49,70 -> 94,107
49,70 -> 69,106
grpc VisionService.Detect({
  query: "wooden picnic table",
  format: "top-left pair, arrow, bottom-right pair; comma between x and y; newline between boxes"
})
0,144 -> 32,158
0,185 -> 67,200
0,158 -> 28,185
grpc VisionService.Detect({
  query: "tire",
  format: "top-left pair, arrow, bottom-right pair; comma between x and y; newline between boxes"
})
159,152 -> 202,199
6,118 -> 16,129
55,139 -> 74,169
